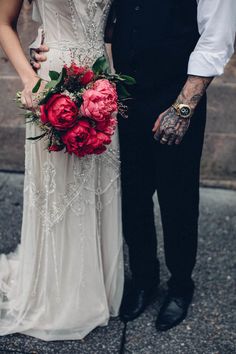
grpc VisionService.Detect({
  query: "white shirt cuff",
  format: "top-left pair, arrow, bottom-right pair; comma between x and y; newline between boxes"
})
187,50 -> 231,77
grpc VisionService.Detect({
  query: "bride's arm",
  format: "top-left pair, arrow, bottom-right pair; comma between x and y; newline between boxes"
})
105,44 -> 115,74
0,0 -> 40,108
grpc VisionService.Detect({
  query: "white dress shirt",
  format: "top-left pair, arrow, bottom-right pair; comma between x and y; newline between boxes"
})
188,0 -> 236,77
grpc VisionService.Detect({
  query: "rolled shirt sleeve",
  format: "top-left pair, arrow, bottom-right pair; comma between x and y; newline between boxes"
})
188,0 -> 236,77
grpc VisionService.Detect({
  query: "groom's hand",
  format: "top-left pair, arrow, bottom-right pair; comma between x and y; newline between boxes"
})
30,44 -> 49,71
152,75 -> 214,145
152,107 -> 190,145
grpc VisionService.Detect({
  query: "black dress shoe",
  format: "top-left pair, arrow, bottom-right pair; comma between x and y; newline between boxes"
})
155,291 -> 193,331
120,281 -> 159,322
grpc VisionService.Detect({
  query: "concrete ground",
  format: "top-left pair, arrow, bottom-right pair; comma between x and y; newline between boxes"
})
0,173 -> 236,354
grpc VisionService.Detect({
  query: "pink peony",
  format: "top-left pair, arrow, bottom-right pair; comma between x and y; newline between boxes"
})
80,79 -> 118,122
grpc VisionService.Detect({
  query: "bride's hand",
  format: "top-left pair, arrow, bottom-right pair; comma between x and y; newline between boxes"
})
21,76 -> 46,110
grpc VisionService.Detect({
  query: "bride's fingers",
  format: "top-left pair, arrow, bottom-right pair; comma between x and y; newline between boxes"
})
21,92 -> 33,109
29,87 -> 45,109
34,52 -> 47,62
32,93 -> 41,108
39,44 -> 49,52
21,79 -> 46,109
32,61 -> 41,70
20,95 -> 26,106
25,96 -> 33,109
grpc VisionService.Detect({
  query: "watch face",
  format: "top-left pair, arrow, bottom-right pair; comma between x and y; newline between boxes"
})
179,105 -> 191,118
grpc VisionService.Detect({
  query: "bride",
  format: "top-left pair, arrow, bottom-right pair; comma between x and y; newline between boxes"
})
0,0 -> 123,341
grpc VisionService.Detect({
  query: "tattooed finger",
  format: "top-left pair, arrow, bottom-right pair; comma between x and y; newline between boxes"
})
154,129 -> 162,141
160,134 -> 169,145
174,121 -> 181,132
175,136 -> 183,145
168,134 -> 176,146
175,126 -> 187,145
152,117 -> 162,133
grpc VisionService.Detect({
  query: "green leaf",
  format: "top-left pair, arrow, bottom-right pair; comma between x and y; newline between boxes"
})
39,91 -> 55,105
49,70 -> 60,81
116,82 -> 131,99
16,91 -> 22,99
92,56 -> 109,75
119,75 -> 136,85
57,67 -> 67,85
32,78 -> 42,93
45,80 -> 58,90
27,132 -> 47,141
44,67 -> 66,93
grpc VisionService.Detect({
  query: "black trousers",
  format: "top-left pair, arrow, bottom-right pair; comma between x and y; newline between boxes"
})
118,86 -> 207,294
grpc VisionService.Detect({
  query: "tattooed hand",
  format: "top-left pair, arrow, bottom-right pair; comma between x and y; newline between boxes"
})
152,75 -> 213,145
152,106 -> 190,145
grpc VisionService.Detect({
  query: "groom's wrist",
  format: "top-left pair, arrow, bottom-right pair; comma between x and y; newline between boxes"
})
176,75 -> 214,112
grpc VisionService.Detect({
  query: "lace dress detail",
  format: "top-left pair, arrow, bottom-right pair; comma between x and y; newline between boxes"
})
32,0 -> 113,68
0,0 -> 124,341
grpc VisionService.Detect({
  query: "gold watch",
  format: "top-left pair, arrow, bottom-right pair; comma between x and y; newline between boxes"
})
172,102 -> 192,119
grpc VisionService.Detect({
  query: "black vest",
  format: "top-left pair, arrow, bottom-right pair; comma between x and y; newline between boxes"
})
112,0 -> 200,93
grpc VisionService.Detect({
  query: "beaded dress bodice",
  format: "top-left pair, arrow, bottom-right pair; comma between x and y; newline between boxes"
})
33,0 -> 112,66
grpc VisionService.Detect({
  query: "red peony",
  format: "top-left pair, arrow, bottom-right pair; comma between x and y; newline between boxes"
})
22,54 -> 133,159
48,144 -> 64,152
62,120 -> 95,157
90,131 -> 112,155
64,62 -> 86,76
80,70 -> 95,86
62,119 -> 112,157
96,116 -> 117,135
98,132 -> 111,145
40,94 -> 79,131
80,79 -> 118,122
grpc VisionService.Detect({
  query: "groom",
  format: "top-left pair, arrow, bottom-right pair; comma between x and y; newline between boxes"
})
31,0 -> 236,331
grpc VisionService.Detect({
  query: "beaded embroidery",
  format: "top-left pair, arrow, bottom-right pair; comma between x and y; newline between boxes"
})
24,0 -> 121,300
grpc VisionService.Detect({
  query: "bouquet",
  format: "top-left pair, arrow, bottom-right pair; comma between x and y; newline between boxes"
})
18,57 -> 135,157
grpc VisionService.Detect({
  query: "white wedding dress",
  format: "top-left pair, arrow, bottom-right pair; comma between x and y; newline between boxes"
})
0,0 -> 124,341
